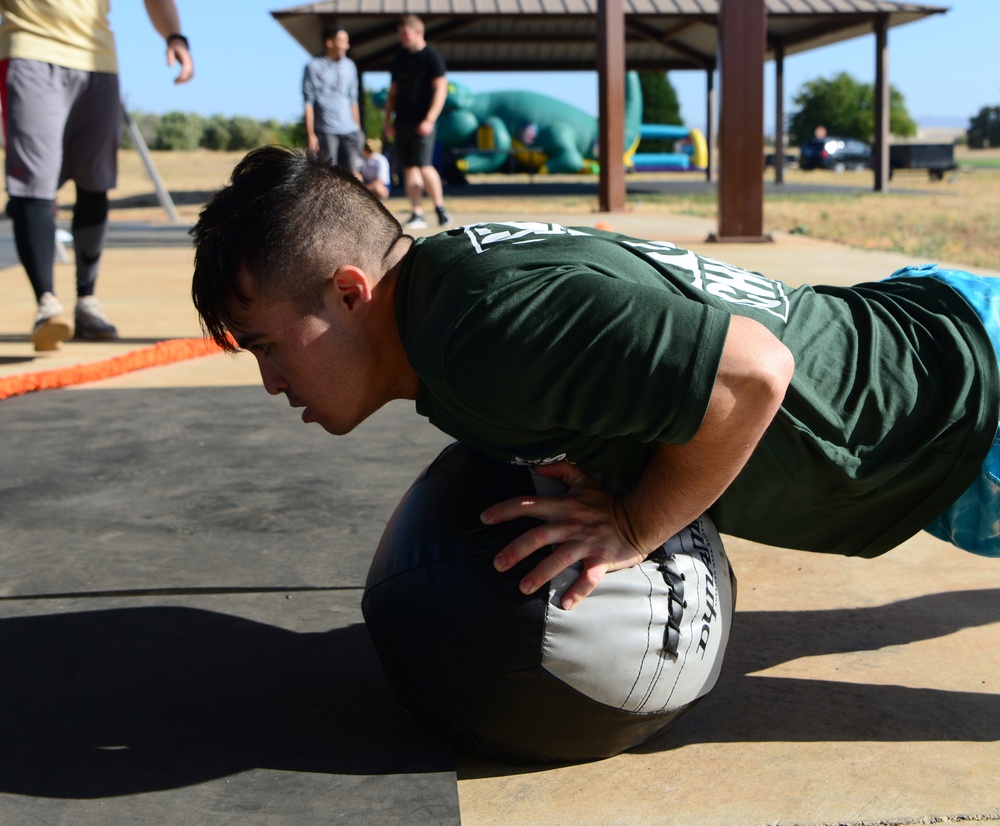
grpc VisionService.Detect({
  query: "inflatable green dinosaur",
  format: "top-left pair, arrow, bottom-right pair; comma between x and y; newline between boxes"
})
375,72 -> 643,174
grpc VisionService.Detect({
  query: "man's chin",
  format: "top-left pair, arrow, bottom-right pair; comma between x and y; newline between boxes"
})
316,418 -> 358,436
302,408 -> 351,435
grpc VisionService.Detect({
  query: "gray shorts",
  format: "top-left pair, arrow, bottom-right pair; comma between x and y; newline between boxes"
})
3,58 -> 120,198
318,130 -> 363,174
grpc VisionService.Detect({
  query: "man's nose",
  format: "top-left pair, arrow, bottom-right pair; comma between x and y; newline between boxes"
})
257,357 -> 287,396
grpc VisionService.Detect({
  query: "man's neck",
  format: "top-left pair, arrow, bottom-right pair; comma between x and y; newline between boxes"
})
374,237 -> 420,402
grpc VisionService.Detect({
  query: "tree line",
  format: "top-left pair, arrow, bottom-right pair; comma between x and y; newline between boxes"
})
122,90 -> 383,152
124,74 -> 998,153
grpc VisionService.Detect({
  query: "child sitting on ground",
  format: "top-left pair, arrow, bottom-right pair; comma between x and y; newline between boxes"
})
360,137 -> 391,200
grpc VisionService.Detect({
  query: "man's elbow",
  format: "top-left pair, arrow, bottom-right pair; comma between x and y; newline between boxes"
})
758,339 -> 794,411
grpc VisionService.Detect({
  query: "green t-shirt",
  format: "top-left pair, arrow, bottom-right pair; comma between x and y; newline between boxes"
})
396,222 -> 999,557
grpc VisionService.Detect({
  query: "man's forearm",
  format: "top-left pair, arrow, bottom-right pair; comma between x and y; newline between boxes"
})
383,85 -> 397,131
143,0 -> 183,39
425,77 -> 447,123
620,314 -> 794,552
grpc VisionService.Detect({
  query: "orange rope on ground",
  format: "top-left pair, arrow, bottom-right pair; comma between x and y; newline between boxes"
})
0,337 -> 224,401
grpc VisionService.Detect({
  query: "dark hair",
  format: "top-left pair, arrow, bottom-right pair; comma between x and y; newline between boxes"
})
190,146 -> 402,352
321,24 -> 345,42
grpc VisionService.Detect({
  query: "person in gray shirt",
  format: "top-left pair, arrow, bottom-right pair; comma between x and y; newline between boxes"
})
303,25 -> 362,174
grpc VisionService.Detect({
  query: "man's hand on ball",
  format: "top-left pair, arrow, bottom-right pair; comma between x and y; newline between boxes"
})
482,461 -> 650,610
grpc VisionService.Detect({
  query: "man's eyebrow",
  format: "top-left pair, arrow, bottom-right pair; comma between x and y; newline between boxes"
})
233,330 -> 263,350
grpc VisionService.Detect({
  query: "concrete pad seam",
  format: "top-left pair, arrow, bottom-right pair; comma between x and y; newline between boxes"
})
0,585 -> 365,602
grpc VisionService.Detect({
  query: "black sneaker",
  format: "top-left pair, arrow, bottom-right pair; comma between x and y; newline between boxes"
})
435,206 -> 452,227
74,296 -> 119,341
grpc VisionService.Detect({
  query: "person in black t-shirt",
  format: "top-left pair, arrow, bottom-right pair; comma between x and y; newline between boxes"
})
383,15 -> 451,230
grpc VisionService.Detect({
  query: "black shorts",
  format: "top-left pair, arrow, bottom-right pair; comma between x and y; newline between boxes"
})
394,123 -> 436,168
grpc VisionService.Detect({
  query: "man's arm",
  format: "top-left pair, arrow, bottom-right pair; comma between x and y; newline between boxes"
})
351,67 -> 361,129
484,314 -> 795,609
142,0 -> 193,83
417,75 -> 447,137
304,102 -> 319,152
383,81 -> 398,139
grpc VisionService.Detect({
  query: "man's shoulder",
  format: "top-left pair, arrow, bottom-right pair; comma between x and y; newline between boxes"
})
421,44 -> 447,71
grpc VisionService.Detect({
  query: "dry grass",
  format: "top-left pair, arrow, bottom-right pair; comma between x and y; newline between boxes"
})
22,145 -> 1000,272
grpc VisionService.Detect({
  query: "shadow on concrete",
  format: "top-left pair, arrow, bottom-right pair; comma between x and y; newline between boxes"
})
0,607 -> 452,799
4,591 -> 998,793
108,191 -> 216,211
458,588 -> 1000,777
640,588 -> 1000,751
437,177 -> 949,200
101,178 -> 951,218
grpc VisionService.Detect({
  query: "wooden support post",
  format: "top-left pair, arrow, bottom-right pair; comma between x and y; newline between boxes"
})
873,15 -> 890,192
705,67 -> 715,183
774,42 -> 785,186
597,0 -> 626,213
714,0 -> 769,242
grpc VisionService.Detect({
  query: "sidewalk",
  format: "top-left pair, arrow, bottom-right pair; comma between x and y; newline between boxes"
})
0,212 -> 997,825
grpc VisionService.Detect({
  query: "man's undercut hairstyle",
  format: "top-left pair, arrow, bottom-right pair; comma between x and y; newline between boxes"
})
190,146 -> 403,352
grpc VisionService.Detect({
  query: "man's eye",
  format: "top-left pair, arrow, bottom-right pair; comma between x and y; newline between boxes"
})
249,343 -> 270,357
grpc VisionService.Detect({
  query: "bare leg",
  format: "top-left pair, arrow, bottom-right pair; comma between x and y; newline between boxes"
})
404,166 -> 425,213
366,180 -> 390,200
421,164 -> 445,208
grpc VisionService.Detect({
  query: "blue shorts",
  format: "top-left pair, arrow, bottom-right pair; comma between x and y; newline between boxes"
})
889,264 -> 1000,557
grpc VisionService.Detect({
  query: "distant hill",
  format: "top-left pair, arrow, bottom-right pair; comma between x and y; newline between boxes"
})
913,116 -> 966,143
915,115 -> 968,130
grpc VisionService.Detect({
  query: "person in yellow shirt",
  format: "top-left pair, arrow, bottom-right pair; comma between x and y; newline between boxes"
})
0,0 -> 193,349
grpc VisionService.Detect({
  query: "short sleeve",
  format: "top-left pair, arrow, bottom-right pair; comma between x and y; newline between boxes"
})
444,268 -> 730,446
429,48 -> 447,78
302,64 -> 316,104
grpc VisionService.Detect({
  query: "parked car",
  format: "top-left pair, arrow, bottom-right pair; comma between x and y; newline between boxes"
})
799,137 -> 872,171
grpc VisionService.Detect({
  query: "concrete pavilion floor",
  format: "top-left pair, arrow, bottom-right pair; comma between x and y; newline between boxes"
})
0,204 -> 998,826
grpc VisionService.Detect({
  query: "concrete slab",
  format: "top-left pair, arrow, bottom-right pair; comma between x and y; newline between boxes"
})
1,212 -> 999,825
0,384 -> 456,824
0,387 -> 449,595
0,592 -> 458,825
456,534 -> 1000,826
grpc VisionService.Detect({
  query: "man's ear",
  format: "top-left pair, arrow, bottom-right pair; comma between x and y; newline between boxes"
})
328,265 -> 373,314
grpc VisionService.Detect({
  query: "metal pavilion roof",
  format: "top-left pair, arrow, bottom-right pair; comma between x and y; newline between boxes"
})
271,1 -> 947,73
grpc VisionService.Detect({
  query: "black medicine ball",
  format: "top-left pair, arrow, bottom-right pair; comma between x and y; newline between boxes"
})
362,443 -> 735,764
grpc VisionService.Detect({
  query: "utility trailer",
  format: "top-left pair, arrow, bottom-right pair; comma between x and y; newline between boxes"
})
889,143 -> 957,181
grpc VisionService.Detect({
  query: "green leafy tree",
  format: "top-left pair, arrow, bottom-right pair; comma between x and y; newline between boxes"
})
120,110 -> 160,150
362,87 -> 383,140
787,72 -> 917,146
636,71 -> 683,154
282,118 -> 308,148
154,111 -> 204,150
226,116 -> 269,150
967,105 -> 1000,148
260,118 -> 287,145
200,114 -> 233,150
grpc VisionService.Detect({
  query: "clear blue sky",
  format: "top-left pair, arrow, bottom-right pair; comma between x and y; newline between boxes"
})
112,0 -> 998,134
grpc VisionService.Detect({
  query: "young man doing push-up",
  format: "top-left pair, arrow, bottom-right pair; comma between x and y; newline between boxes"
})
191,147 -> 999,609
